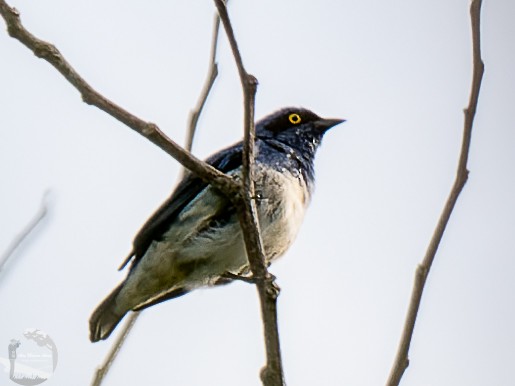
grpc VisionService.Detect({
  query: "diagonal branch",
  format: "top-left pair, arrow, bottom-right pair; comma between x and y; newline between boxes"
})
0,0 -> 238,197
0,192 -> 48,275
385,1 -> 484,385
213,1 -> 285,385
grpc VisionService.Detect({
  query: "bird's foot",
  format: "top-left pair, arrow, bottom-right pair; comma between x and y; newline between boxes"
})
221,271 -> 280,295
221,271 -> 257,284
264,273 -> 281,299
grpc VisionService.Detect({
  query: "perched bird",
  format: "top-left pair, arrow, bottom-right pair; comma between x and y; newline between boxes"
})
89,107 -> 344,342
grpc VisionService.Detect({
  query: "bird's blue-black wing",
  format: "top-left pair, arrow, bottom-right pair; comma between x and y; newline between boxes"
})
119,142 -> 244,270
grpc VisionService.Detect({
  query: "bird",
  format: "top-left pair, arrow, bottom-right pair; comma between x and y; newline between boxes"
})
89,107 -> 344,342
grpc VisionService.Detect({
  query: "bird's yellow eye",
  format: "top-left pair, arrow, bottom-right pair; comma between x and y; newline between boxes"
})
289,113 -> 302,125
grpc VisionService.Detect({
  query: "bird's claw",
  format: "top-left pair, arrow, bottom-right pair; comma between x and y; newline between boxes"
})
221,271 -> 257,284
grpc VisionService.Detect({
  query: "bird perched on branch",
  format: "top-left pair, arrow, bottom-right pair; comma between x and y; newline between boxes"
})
89,107 -> 344,342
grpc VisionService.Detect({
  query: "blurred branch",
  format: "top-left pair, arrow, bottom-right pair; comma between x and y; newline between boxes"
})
0,0 -> 238,197
90,311 -> 140,386
183,10 -> 222,159
89,10 -> 224,386
213,1 -> 284,385
0,193 -> 48,275
385,1 -> 484,385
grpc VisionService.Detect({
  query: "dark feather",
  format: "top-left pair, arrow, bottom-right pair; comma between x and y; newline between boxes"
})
119,143 -> 244,271
131,272 -> 238,313
89,282 -> 125,342
132,287 -> 190,311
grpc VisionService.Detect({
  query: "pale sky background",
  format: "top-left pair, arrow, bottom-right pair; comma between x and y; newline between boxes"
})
1,1 -> 514,385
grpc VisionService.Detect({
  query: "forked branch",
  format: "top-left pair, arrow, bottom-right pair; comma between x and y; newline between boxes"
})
0,1 -> 284,385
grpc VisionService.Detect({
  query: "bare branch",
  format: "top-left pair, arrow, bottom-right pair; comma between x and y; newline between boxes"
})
386,1 -> 484,385
0,192 -> 48,275
90,312 -> 140,386
185,12 -> 221,153
213,1 -> 285,385
0,0 -> 238,197
181,11 -> 222,177
88,11 -> 225,386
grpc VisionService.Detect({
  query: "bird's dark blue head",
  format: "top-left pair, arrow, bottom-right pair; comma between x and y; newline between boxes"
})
255,107 -> 345,188
256,107 -> 345,161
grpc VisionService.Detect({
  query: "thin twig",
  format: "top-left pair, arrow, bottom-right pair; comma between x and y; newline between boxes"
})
0,1 -> 238,197
184,12 -> 221,152
88,11 -> 225,386
213,1 -> 284,385
180,11 -> 222,178
0,193 -> 48,274
385,1 -> 484,385
90,312 -> 140,386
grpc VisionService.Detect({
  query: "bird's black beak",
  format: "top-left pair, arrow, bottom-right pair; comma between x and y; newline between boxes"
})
314,117 -> 346,133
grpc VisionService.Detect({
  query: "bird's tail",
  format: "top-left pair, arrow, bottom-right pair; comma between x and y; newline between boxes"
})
89,283 -> 127,342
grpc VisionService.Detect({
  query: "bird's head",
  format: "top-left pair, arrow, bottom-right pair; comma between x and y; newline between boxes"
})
255,107 -> 345,154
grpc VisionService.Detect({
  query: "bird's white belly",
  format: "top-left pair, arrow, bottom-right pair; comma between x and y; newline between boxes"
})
120,166 -> 310,308
255,166 -> 310,261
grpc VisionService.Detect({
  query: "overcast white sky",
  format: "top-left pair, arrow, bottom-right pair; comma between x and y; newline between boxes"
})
1,0 -> 514,385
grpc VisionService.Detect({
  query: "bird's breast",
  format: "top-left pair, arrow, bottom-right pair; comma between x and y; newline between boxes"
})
254,164 -> 311,262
